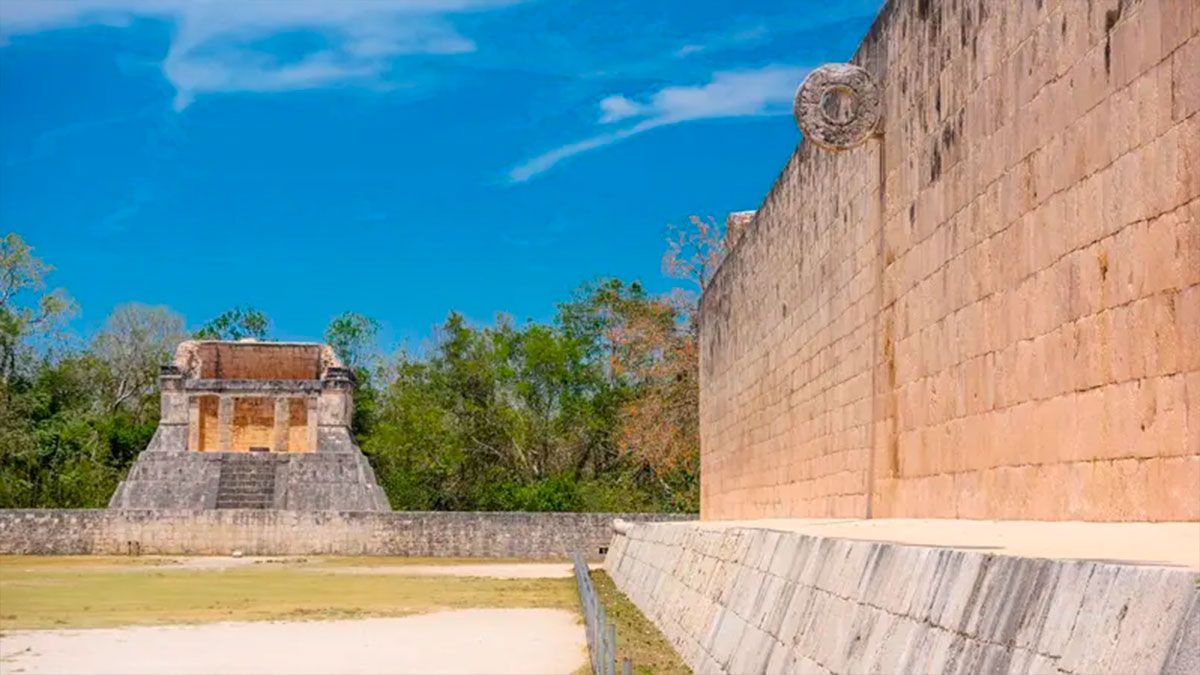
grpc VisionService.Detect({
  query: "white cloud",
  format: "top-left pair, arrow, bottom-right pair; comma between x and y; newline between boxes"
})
0,0 -> 517,110
598,95 -> 645,123
509,65 -> 808,183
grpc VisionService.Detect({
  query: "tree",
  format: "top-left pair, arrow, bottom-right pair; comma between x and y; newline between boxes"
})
662,215 -> 728,291
193,306 -> 270,341
91,303 -> 187,414
558,279 -> 698,507
324,311 -> 381,370
0,233 -> 75,384
324,312 -> 382,441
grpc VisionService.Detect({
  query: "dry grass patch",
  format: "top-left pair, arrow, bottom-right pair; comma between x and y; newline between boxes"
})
590,571 -> 689,675
0,555 -> 577,630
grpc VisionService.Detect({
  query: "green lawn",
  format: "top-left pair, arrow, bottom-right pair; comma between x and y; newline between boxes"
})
0,556 -> 577,630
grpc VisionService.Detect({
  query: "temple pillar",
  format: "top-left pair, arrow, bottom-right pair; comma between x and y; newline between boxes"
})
159,365 -> 187,424
217,396 -> 234,450
187,397 -> 201,451
272,397 -> 289,452
306,397 -> 318,453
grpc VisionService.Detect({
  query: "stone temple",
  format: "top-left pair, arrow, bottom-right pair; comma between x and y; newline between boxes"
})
109,340 -> 390,511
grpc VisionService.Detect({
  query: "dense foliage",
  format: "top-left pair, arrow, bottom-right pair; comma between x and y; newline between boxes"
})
0,227 -> 723,512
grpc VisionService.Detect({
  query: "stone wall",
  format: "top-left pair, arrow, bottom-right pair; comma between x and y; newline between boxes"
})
0,510 -> 690,557
605,520 -> 1200,674
699,0 -> 1199,520
195,342 -> 324,380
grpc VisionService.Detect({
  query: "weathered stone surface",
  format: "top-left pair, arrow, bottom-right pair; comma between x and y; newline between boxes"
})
111,340 -> 390,511
701,0 -> 1200,522
793,63 -> 881,150
0,510 -> 691,557
606,521 -> 1200,675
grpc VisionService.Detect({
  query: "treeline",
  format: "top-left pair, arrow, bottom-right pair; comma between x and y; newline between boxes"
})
1,223 -> 725,512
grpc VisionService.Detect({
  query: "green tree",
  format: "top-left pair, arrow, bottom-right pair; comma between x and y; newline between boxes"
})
324,312 -> 382,441
557,279 -> 700,511
0,353 -> 126,508
363,289 -> 700,513
193,306 -> 270,341
0,233 -> 75,385
324,311 -> 381,370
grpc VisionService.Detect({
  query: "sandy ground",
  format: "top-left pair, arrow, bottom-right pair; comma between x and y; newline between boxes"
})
0,609 -> 586,675
684,518 -> 1200,569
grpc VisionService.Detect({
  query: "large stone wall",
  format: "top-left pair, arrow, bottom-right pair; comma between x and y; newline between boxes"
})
699,0 -> 1199,520
0,510 -> 689,558
193,342 -> 325,380
605,520 -> 1200,674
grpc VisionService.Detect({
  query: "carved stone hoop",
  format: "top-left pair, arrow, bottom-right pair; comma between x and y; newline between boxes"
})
793,64 -> 882,151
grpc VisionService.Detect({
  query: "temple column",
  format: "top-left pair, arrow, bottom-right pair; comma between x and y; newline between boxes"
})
217,395 -> 234,450
187,396 -> 201,451
272,397 -> 290,452
306,397 -> 318,453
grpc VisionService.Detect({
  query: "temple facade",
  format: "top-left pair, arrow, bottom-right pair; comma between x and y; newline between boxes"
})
109,340 -> 390,511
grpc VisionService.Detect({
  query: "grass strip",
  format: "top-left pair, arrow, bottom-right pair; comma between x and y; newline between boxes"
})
589,570 -> 689,675
0,556 -> 576,630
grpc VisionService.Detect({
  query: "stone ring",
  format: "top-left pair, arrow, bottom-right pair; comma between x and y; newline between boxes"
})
793,63 -> 882,151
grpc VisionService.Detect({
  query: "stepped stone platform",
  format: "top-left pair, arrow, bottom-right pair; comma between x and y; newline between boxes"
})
112,449 -> 387,511
108,340 -> 389,512
605,519 -> 1200,675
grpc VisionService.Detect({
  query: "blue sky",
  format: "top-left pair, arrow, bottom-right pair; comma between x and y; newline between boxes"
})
0,0 -> 880,348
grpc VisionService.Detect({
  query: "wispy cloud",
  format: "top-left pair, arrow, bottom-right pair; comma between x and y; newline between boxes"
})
508,65 -> 808,183
598,95 -> 645,123
0,0 -> 518,110
672,25 -> 768,59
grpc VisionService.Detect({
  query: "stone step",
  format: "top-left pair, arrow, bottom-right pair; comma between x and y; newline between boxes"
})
216,486 -> 273,493
215,456 -> 278,510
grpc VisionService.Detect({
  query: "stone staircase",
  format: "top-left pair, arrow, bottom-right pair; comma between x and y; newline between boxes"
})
215,455 -> 278,509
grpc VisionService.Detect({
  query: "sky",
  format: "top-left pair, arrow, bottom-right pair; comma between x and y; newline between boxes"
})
0,0 -> 881,348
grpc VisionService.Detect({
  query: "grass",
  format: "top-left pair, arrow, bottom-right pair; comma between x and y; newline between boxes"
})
0,556 -> 577,630
590,571 -> 689,675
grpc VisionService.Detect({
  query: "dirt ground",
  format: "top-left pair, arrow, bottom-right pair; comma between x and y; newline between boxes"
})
0,609 -> 586,675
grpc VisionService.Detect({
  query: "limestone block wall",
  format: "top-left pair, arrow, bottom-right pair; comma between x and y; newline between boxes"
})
0,510 -> 691,557
605,521 -> 1199,674
699,0 -> 1199,520
701,141 -> 881,519
231,397 -> 274,450
195,342 -> 324,380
